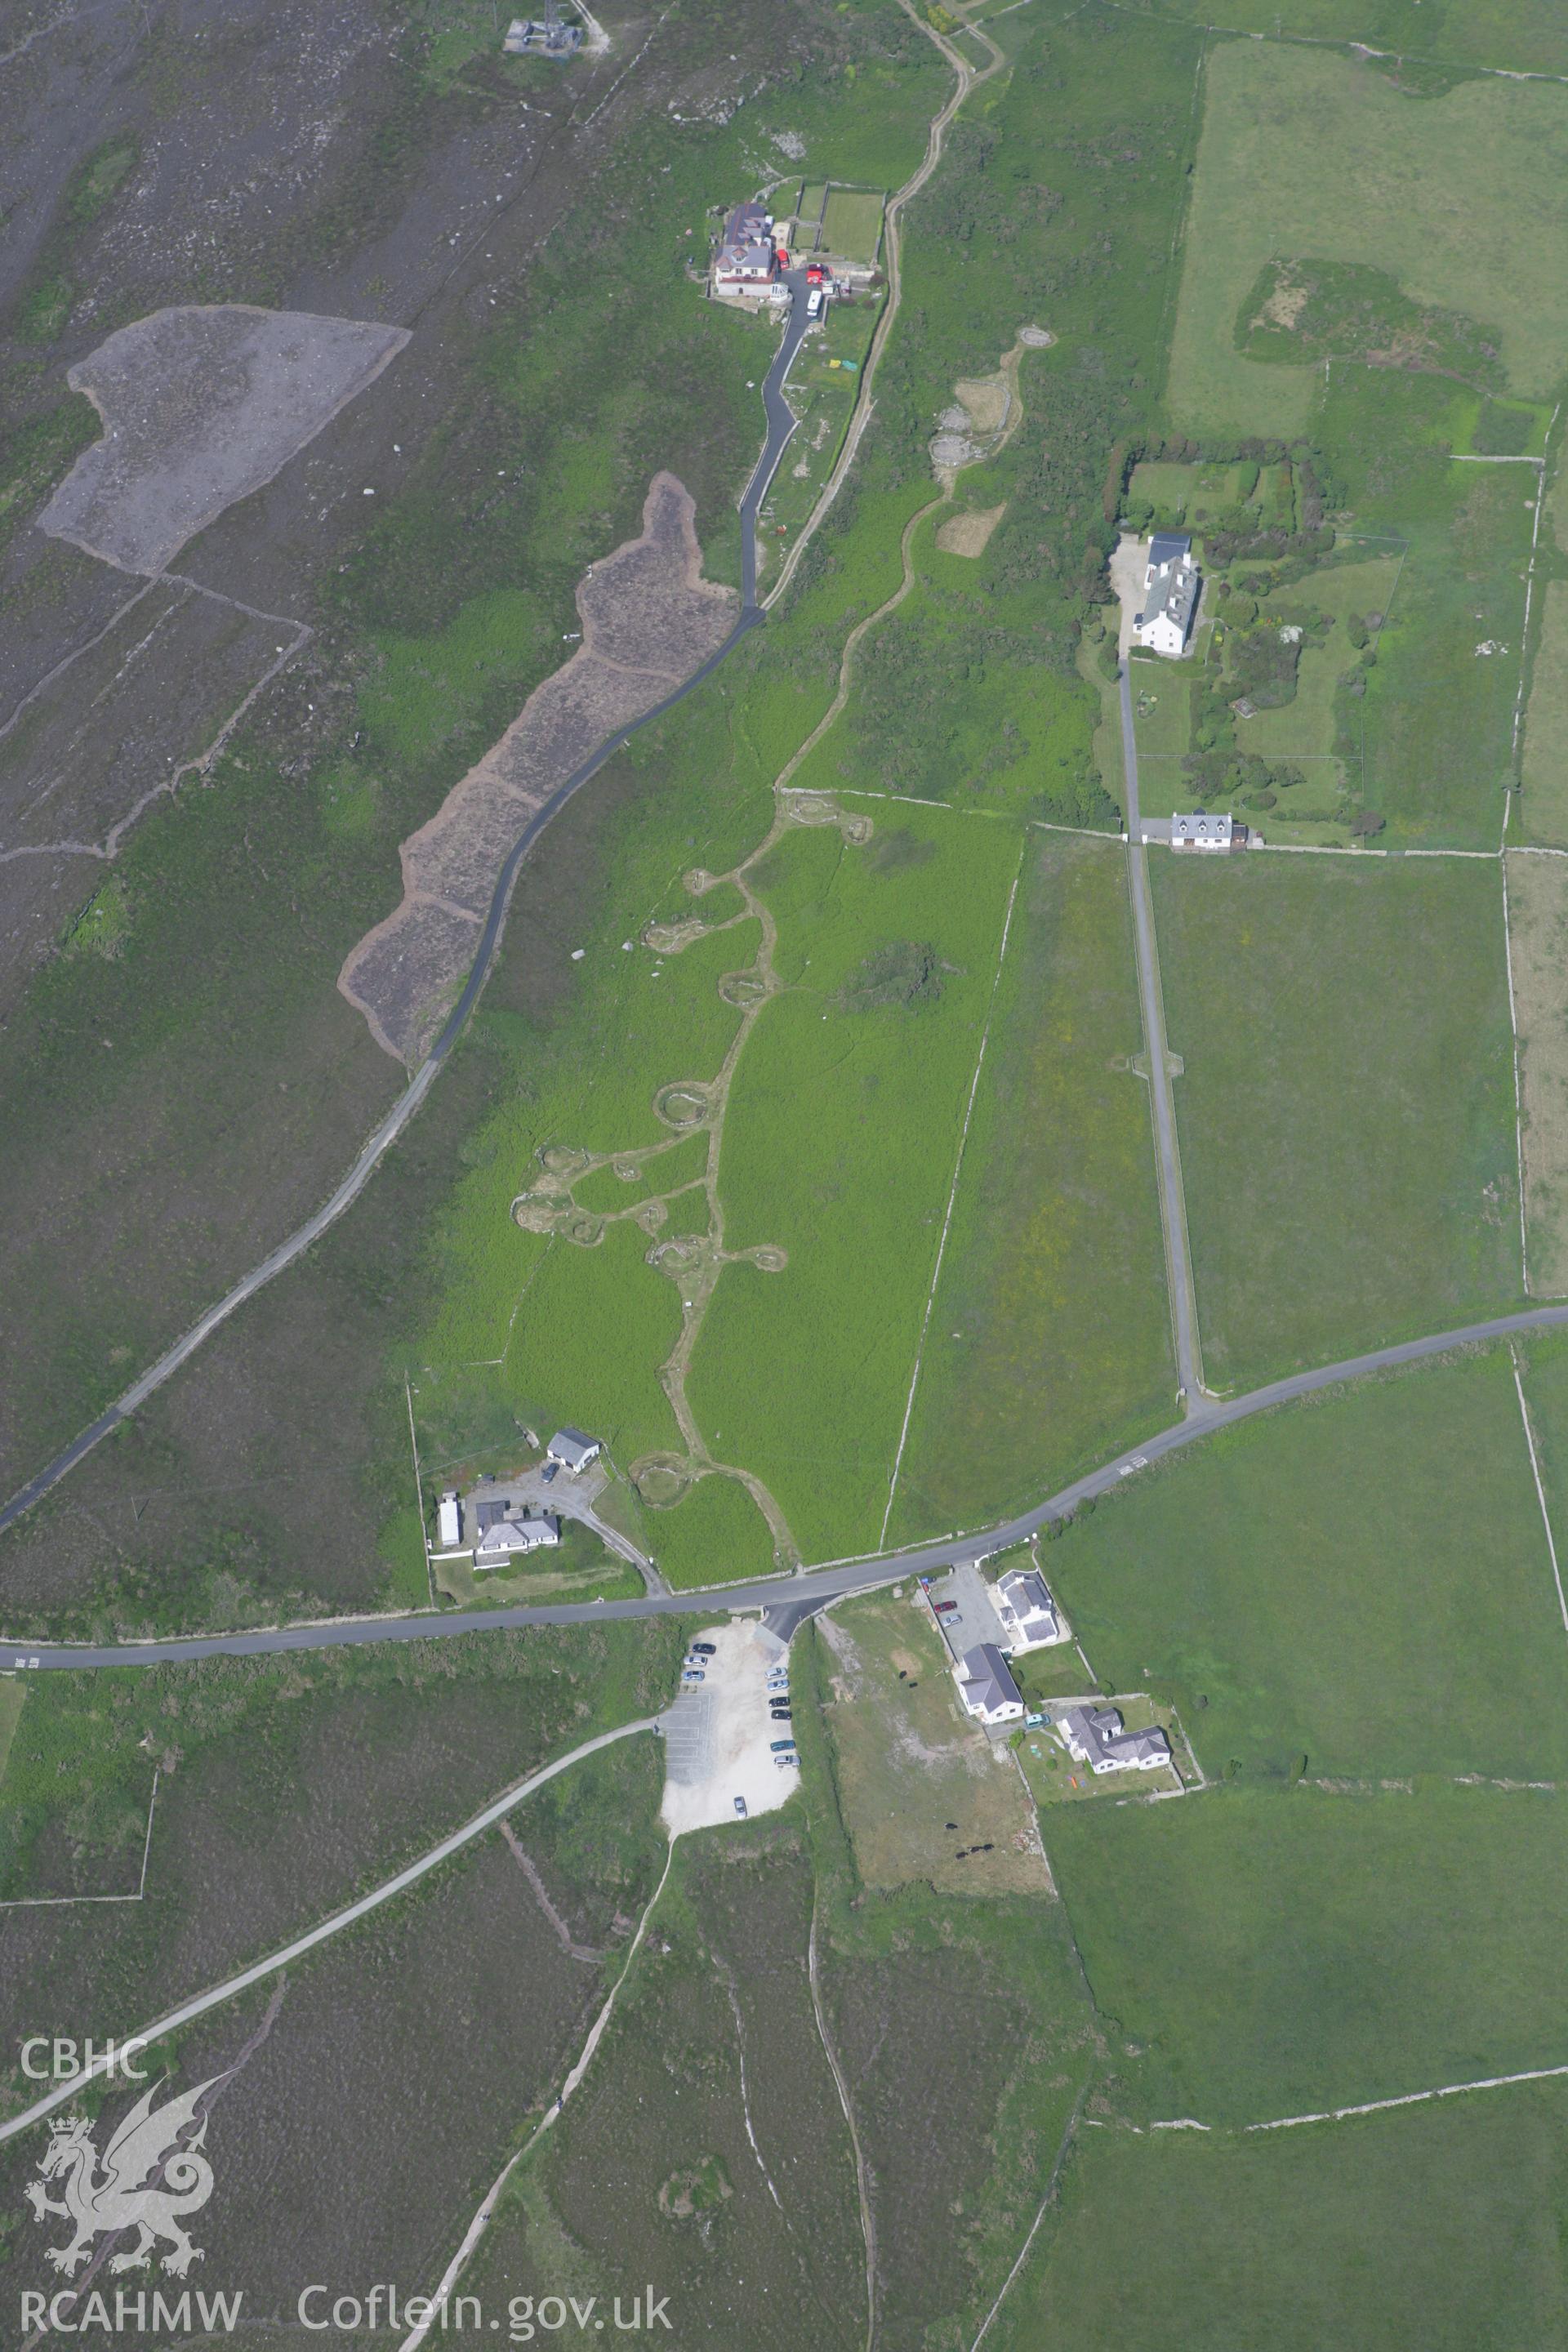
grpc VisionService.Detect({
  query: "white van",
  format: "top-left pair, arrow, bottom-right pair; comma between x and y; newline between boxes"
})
805,288 -> 824,321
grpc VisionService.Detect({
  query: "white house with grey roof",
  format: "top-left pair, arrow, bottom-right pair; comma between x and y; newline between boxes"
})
1059,1704 -> 1171,1775
546,1428 -> 602,1473
991,1566 -> 1067,1654
1135,531 -> 1200,657
474,1509 -> 562,1569
1171,810 -> 1235,852
953,1642 -> 1025,1729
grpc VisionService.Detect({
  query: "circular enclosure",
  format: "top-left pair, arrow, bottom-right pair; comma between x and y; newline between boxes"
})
630,1455 -> 689,1509
655,1083 -> 710,1129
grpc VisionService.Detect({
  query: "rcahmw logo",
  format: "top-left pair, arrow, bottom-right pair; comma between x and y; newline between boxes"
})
20,2287 -> 243,2337
24,2075 -> 221,2281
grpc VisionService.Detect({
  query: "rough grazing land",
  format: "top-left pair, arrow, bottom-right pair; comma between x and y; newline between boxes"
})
0,1789 -> 662,2326
0,584 -> 292,1006
1168,42 -> 1568,435
469,1833 -> 866,2352
39,304 -> 410,575
1508,849 -> 1568,1294
819,1593 -> 1049,1896
1521,580 -> 1568,850
340,471 -> 737,1063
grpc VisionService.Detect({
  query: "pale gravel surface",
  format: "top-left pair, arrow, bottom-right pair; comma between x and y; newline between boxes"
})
659,1617 -> 792,1834
40,303 -> 410,577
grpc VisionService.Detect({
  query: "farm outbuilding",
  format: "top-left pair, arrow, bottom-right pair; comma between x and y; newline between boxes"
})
547,1427 -> 602,1473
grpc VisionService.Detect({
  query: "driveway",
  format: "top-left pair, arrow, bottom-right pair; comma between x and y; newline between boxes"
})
1110,530 -> 1147,657
921,1561 -> 1001,1663
659,1617 -> 793,1833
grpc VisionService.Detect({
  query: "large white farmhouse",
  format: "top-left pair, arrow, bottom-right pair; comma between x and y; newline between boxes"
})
1135,531 -> 1200,657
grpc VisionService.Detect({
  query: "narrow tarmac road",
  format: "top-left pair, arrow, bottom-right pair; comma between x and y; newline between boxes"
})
1119,657 -> 1205,1408
13,1299 -> 1568,1670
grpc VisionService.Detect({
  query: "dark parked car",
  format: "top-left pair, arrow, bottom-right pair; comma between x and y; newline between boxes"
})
770,1739 -> 796,1754
693,1642 -> 717,1656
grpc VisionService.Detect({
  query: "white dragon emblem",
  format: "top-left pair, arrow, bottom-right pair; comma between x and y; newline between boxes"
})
24,2077 -> 221,2278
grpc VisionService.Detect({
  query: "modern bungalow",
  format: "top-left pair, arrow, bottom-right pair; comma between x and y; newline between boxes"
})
1135,531 -> 1200,658
474,1509 -> 562,1568
953,1642 -> 1025,1729
1058,1704 -> 1171,1775
991,1566 -> 1067,1654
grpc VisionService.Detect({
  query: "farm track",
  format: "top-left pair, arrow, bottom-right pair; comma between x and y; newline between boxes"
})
762,0 -> 1004,610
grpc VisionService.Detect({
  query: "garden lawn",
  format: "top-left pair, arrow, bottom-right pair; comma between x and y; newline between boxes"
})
992,2078 -> 1568,2352
1151,853 -> 1519,1386
888,833 -> 1171,1541
1047,1781 -> 1568,2126
1168,42 -> 1568,437
1239,550 -> 1403,764
688,804 -> 1021,1561
820,186 -> 884,266
1043,1348 -> 1568,1780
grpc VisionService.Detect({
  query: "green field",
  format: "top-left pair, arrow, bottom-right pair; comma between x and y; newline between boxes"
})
1515,1331 -> 1568,1576
784,506 -> 1114,828
1043,1348 -> 1568,1780
1146,0 -> 1568,74
887,832 -> 1173,1540
639,1468 -> 779,1588
1151,854 -> 1520,1386
993,2078 -> 1568,2351
1522,579 -> 1568,849
1168,41 -> 1568,436
1048,1782 -> 1568,2126
1310,369 -> 1536,848
688,801 -> 1022,1561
